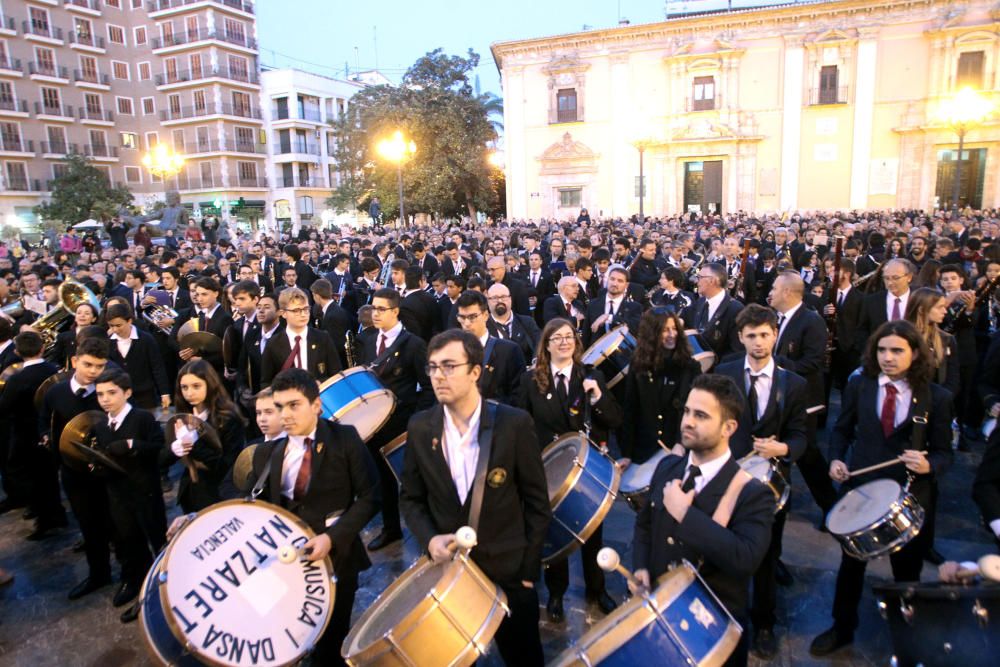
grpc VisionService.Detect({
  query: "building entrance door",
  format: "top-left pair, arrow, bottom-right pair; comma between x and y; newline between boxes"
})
935,148 -> 986,209
684,160 -> 722,213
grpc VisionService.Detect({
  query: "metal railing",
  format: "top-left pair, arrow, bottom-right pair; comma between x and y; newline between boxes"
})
275,142 -> 321,156
148,0 -> 254,14
0,99 -> 28,113
0,138 -> 32,152
29,62 -> 68,79
231,140 -> 264,153
68,31 -> 106,49
4,177 -> 41,192
155,65 -> 259,86
84,144 -> 118,158
0,57 -> 21,72
65,0 -> 101,10
685,93 -> 721,112
41,141 -> 76,154
79,107 -> 114,122
808,86 -> 849,106
151,27 -> 211,49
235,175 -> 267,187
159,104 -> 213,121
73,69 -> 110,85
219,102 -> 262,119
34,102 -> 74,117
22,21 -> 63,41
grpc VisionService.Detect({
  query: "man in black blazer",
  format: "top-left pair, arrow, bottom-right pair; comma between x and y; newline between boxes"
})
105,303 -> 170,411
261,287 -> 341,387
584,266 -> 643,349
521,251 -> 555,327
440,243 -> 471,278
362,288 -> 433,550
770,272 -> 837,516
168,276 -> 233,378
811,320 -> 953,657
854,258 -> 914,358
455,291 -> 524,405
411,241 -> 439,278
223,280 -> 261,380
440,275 -> 464,332
632,374 -> 775,667
400,330 -> 550,667
235,294 -> 284,412
542,277 -> 587,334
283,243 -> 315,291
249,369 -> 379,665
682,262 -> 745,359
486,282 -> 540,364
823,258 -> 864,392
486,257 -> 531,317
0,332 -> 62,534
715,305 -> 808,659
311,278 -> 353,369
398,266 -> 441,343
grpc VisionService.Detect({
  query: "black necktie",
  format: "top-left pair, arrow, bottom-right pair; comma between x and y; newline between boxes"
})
198,311 -> 207,331
748,372 -> 760,423
76,387 -> 87,398
556,372 -> 568,406
681,465 -> 702,493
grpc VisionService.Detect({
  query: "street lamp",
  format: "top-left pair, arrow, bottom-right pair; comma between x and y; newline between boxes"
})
488,150 -> 505,169
376,130 -> 417,224
141,143 -> 185,179
632,138 -> 655,221
937,87 -> 995,211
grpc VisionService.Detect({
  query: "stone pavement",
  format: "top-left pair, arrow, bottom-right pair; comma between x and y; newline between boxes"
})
0,425 -> 993,667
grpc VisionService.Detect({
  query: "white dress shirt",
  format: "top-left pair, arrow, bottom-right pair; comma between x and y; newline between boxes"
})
284,327 -> 309,370
108,403 -> 132,432
70,376 -> 95,397
111,324 -> 139,359
377,321 -> 403,353
442,403 -> 482,504
280,429 -> 317,499
744,357 -> 775,420
705,290 -> 726,322
836,285 -> 852,305
683,449 -> 732,494
259,322 -> 280,354
886,290 -> 910,322
877,374 -> 912,429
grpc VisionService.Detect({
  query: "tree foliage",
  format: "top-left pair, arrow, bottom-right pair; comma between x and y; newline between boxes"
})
34,153 -> 133,227
326,49 -> 502,221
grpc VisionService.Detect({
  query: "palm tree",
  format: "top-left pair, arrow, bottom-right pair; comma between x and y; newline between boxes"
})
480,92 -> 504,136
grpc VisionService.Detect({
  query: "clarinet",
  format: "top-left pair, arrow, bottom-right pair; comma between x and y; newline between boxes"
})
825,237 -> 843,367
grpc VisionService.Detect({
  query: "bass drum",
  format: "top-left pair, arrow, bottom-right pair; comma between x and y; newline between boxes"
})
379,432 -> 407,485
140,499 -> 336,666
619,449 -> 669,512
684,329 -> 716,373
318,367 -> 396,442
581,326 -> 636,389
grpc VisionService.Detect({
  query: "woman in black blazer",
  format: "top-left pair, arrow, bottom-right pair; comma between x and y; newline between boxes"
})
169,359 -> 246,511
619,310 -> 702,466
515,317 -> 622,623
905,287 -> 960,398
48,302 -> 99,369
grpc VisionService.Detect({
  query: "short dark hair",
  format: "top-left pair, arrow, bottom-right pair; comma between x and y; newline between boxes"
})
192,277 -> 221,295
76,336 -> 110,360
162,266 -> 180,280
735,303 -> 778,332
939,263 -> 966,281
455,290 -> 488,312
404,266 -> 423,289
372,287 -> 400,308
690,373 -> 744,422
427,329 -> 484,369
13,331 -> 44,357
446,274 -> 467,290
310,278 -> 333,300
231,280 -> 261,299
105,302 -> 134,322
96,368 -> 131,391
662,266 -> 685,287
271,367 -> 319,402
0,318 -> 13,343
283,244 -> 301,262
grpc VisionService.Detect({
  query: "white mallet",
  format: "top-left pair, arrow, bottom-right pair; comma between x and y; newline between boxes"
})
979,554 -> 1000,583
597,547 -> 643,591
455,526 -> 478,552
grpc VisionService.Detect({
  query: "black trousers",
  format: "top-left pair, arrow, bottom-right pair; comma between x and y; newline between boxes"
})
312,569 -> 358,667
106,478 -> 167,585
956,362 -> 978,427
796,414 -> 837,514
544,523 -> 605,598
366,411 -> 409,535
493,583 -> 544,666
30,444 -> 66,527
4,429 -> 34,506
62,466 -> 115,581
750,507 -> 787,630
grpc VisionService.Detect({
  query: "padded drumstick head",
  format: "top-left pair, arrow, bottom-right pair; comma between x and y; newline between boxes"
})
980,554 -> 1000,582
277,545 -> 298,564
597,547 -> 620,572
455,526 -> 477,550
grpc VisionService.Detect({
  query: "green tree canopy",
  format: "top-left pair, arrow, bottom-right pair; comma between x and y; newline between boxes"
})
327,49 -> 503,221
34,153 -> 133,228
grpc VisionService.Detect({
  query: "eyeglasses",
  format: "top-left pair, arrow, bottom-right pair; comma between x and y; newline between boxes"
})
283,307 -> 310,316
371,306 -> 397,313
549,334 -> 576,345
697,274 -> 715,281
487,295 -> 511,302
883,274 -> 908,282
456,311 -> 484,322
425,362 -> 473,377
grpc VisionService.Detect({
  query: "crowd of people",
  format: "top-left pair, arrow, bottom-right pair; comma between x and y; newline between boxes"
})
0,205 -> 998,665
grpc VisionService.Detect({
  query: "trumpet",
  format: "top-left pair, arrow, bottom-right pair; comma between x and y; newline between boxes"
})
853,264 -> 884,293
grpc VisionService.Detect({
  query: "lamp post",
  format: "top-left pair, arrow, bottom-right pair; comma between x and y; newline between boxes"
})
632,139 -> 654,221
376,130 -> 416,224
938,87 -> 994,211
141,143 -> 185,180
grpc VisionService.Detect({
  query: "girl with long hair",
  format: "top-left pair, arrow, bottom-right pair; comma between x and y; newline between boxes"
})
170,359 -> 246,511
904,287 -> 959,396
620,310 -> 702,466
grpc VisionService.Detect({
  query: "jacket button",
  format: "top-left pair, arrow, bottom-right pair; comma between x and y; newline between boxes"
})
667,537 -> 675,545
658,414 -> 663,420
658,430 -> 663,435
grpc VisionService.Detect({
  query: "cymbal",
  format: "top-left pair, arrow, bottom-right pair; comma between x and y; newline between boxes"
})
0,363 -> 22,391
232,444 -> 259,494
59,410 -> 124,475
165,413 -> 222,452
222,327 -> 237,369
35,371 -> 71,411
180,331 -> 222,355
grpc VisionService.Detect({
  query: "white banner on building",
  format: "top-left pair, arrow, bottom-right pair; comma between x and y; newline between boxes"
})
869,158 -> 898,196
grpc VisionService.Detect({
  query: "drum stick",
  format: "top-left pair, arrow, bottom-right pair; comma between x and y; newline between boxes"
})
597,547 -> 645,591
847,456 -> 903,478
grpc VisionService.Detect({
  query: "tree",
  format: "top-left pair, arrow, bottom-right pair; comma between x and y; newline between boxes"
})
34,153 -> 133,228
327,49 -> 501,221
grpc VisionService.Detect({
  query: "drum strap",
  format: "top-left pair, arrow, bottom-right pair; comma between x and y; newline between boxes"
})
711,469 -> 753,528
467,401 -> 498,534
367,331 -> 409,374
250,438 -> 286,499
909,387 -> 932,453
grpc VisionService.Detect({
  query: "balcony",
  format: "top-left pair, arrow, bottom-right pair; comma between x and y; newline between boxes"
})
0,138 -> 33,154
73,69 -> 110,88
147,0 -> 254,16
84,144 -> 118,159
0,99 -> 28,116
0,17 -> 15,35
79,107 -> 114,124
65,0 -> 101,15
34,102 -> 74,120
272,107 -> 323,123
29,62 -> 69,82
0,57 -> 22,76
219,102 -> 262,119
275,174 -> 321,188
235,175 -> 267,188
151,26 -> 257,51
219,30 -> 256,50
809,86 -> 849,106
184,176 -> 218,190
22,21 -> 64,44
186,139 -> 220,153
276,142 -> 321,156
159,104 -> 214,122
155,65 -> 259,87
684,94 -> 721,113
41,141 -> 77,155
231,140 -> 265,154
2,177 -> 42,192
68,31 -> 106,51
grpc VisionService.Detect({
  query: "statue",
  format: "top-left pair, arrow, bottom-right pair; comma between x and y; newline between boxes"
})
126,190 -> 190,233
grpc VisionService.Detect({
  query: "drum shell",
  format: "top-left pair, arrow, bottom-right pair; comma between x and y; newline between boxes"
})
874,582 -> 1000,667
550,561 -> 741,667
342,555 -> 508,667
582,327 -> 636,389
318,367 -> 396,442
684,329 -> 717,373
619,449 -> 669,512
379,433 -> 406,485
827,483 -> 925,561
542,435 -> 621,564
737,456 -> 789,514
140,551 -> 201,666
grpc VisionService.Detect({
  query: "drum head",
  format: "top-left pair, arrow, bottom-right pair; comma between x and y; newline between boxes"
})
160,500 -> 335,666
331,390 -> 395,442
827,479 -> 902,535
581,328 -> 624,366
739,456 -> 771,482
355,560 -> 447,647
620,450 -> 668,494
542,435 -> 587,502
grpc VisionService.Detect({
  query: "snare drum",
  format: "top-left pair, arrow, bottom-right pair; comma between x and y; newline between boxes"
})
140,499 -> 336,666
738,455 -> 789,514
684,329 -> 717,373
342,553 -> 508,667
551,560 -> 742,667
542,433 -> 621,563
826,479 -> 925,561
619,449 -> 669,511
581,326 -> 636,389
318,367 -> 396,442
379,432 -> 406,485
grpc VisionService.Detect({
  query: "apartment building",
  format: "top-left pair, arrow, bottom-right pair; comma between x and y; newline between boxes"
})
0,0 -> 265,228
261,67 -> 363,230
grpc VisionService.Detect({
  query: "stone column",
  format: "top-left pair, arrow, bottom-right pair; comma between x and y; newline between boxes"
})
780,36 -> 804,211
849,29 -> 879,209
502,64 -> 527,218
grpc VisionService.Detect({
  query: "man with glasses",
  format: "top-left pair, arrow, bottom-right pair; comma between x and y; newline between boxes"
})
400,329 -> 550,666
455,291 -> 524,405
260,287 -> 340,387
683,262 -> 745,359
362,288 -> 433,550
584,266 -> 642,349
486,256 -> 530,317
855,258 -> 914,358
486,282 -> 540,363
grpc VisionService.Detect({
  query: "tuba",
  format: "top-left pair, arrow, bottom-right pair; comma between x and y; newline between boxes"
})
33,281 -> 101,353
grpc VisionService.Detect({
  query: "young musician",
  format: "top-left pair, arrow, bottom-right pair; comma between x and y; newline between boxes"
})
810,321 -> 953,656
584,266 -> 642,348
105,303 -> 170,410
632,373 -> 775,667
904,287 -> 960,398
169,276 -> 233,377
93,369 -> 166,623
224,280 -> 261,379
400,330 -> 551,666
714,304 -> 809,659
938,264 -> 978,440
620,310 -> 702,467
455,290 -> 524,404
362,288 -> 433,550
169,359 -> 246,512
515,317 -> 622,620
261,287 -> 341,386
245,368 -> 379,666
310,278 -> 353,369
236,293 -> 283,413
248,387 -> 286,445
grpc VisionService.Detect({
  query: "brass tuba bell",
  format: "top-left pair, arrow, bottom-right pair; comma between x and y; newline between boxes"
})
32,280 -> 101,352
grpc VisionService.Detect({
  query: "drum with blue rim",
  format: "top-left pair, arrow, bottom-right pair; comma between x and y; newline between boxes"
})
318,367 -> 396,442
379,432 -> 407,485
551,560 -> 742,667
542,432 -> 620,564
581,325 -> 636,389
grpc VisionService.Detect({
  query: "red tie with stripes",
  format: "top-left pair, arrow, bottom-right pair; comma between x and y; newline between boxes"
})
881,383 -> 898,438
293,437 -> 312,501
